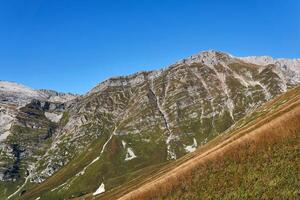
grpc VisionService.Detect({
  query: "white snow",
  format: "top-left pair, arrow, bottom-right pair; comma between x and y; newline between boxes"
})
93,183 -> 105,195
122,139 -> 142,163
44,112 -> 63,123
184,138 -> 197,153
125,147 -> 137,161
121,140 -> 126,148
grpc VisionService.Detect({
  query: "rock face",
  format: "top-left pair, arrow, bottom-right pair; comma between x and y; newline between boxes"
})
0,82 -> 77,185
1,50 -> 300,199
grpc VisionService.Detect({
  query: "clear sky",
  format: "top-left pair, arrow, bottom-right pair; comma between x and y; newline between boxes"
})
0,0 -> 299,94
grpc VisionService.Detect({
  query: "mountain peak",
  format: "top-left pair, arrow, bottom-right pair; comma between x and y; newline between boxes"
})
89,50 -> 300,94
0,80 -> 44,105
176,50 -> 232,66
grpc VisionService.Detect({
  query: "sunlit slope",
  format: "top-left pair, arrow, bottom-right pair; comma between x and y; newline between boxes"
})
92,86 -> 300,200
8,52 -> 300,200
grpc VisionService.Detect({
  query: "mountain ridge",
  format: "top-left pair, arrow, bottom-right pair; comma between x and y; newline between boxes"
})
89,50 -> 300,94
0,80 -> 79,105
1,50 -> 300,200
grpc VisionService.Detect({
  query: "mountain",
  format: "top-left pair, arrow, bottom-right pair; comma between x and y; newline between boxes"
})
0,50 -> 299,200
0,81 -> 77,106
0,81 -> 78,195
97,85 -> 300,200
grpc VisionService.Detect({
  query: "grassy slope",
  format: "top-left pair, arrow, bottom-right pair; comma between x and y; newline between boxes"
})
161,133 -> 299,200
89,86 -> 300,200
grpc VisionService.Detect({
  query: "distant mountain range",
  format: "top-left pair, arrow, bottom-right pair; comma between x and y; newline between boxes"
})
0,50 -> 299,200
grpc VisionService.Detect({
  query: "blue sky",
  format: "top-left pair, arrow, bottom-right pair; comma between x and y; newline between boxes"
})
0,0 -> 299,94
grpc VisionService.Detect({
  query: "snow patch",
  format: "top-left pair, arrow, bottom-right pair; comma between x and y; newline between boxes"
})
93,182 -> 105,195
121,140 -> 126,148
125,147 -> 137,161
184,138 -> 197,153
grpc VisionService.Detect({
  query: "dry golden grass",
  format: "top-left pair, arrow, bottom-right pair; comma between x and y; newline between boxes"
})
115,98 -> 300,200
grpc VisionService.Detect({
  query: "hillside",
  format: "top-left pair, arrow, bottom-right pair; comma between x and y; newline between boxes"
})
1,50 -> 299,200
0,81 -> 78,199
92,86 -> 300,200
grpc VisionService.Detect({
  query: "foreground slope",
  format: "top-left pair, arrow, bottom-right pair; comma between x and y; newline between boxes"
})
92,86 -> 300,200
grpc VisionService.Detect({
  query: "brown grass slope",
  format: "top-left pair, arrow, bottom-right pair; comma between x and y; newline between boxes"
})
87,86 -> 300,200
